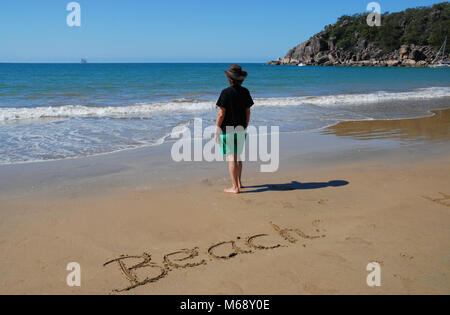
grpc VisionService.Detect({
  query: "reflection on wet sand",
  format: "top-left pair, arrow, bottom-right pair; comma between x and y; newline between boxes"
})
323,109 -> 450,141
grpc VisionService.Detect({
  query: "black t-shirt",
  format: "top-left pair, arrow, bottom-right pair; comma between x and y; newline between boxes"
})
216,85 -> 254,133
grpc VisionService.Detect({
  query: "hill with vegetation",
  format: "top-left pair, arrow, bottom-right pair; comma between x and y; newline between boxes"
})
268,2 -> 449,67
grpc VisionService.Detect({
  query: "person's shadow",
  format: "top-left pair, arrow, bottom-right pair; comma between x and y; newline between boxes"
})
241,180 -> 349,194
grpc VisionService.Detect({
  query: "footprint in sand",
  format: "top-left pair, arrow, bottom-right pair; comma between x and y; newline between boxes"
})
318,250 -> 347,264
369,259 -> 384,266
217,281 -> 244,294
422,192 -> 450,207
393,274 -> 416,293
400,252 -> 414,260
16,238 -> 30,248
312,219 -> 328,233
345,236 -> 372,246
281,201 -> 294,209
201,179 -> 214,186
303,282 -> 339,295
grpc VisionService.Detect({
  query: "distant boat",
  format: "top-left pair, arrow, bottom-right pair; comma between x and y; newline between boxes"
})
430,36 -> 449,68
298,62 -> 306,67
80,58 -> 88,64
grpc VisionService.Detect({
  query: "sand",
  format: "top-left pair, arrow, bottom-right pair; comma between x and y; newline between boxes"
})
0,110 -> 449,295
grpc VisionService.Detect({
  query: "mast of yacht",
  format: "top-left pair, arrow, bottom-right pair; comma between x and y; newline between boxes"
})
433,36 -> 447,64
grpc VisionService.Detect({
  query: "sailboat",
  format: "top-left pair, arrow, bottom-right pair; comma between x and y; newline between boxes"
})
430,36 -> 449,68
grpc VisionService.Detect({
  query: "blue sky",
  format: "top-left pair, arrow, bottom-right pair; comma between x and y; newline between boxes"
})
0,0 -> 442,62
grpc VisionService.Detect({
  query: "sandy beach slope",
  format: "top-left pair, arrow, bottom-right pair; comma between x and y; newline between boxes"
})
0,110 -> 449,295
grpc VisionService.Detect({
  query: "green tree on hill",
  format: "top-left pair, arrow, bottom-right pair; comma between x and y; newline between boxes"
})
329,2 -> 449,52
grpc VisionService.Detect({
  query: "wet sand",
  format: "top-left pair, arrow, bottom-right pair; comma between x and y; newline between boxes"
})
0,110 -> 449,295
323,108 -> 450,141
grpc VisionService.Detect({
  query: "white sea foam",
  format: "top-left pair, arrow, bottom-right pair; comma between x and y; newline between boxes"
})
255,87 -> 450,107
0,101 -> 214,122
1,87 -> 449,122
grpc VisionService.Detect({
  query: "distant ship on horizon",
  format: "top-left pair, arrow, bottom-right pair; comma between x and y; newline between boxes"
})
80,58 -> 88,64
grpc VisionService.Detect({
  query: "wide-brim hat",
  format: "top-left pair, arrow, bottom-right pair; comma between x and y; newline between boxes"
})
224,64 -> 248,81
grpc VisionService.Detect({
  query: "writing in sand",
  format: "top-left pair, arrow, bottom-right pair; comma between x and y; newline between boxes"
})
103,221 -> 327,293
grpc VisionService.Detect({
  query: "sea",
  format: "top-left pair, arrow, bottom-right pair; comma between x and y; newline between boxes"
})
0,63 -> 449,165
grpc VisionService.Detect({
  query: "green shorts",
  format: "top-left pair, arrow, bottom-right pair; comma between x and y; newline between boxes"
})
220,131 -> 247,155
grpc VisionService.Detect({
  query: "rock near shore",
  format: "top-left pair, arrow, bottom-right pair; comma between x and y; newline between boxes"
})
268,35 -> 436,67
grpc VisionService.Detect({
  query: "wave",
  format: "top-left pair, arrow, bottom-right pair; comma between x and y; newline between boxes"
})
1,87 -> 449,121
258,87 -> 450,107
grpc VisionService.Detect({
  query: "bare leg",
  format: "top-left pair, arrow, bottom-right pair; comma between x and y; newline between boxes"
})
225,155 -> 240,194
237,161 -> 243,189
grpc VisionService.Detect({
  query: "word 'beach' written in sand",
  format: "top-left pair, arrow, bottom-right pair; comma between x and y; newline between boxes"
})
104,221 -> 326,293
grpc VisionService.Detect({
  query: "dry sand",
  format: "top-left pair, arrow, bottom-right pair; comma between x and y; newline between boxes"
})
0,110 -> 449,295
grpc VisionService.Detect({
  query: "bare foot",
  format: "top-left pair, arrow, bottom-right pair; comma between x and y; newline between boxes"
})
224,187 -> 240,194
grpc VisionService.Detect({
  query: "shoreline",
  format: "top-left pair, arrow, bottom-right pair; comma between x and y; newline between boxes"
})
1,109 -> 448,197
1,99 -> 449,168
1,109 -> 449,199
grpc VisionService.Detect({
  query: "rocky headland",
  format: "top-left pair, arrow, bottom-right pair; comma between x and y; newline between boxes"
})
268,2 -> 449,67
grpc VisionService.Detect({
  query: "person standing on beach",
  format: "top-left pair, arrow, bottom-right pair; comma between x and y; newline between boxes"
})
215,65 -> 254,194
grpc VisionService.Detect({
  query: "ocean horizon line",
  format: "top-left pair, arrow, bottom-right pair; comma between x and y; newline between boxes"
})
0,60 -> 269,64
